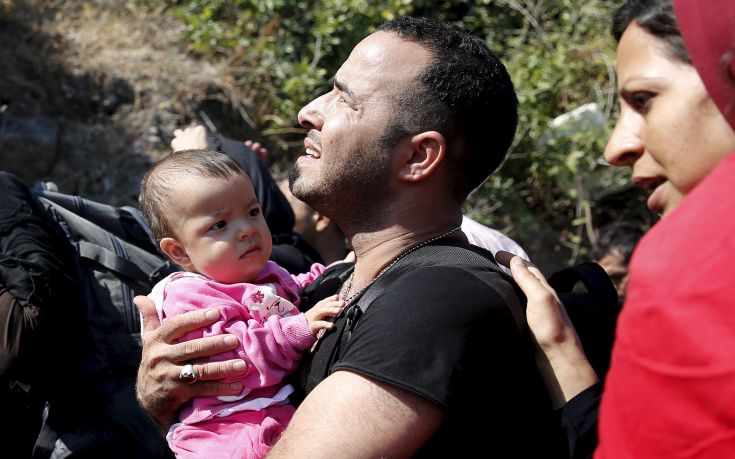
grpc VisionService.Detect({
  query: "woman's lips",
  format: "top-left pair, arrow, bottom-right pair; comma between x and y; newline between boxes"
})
646,182 -> 667,214
633,176 -> 667,215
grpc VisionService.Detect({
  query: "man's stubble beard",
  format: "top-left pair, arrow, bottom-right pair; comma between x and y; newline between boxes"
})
287,144 -> 393,234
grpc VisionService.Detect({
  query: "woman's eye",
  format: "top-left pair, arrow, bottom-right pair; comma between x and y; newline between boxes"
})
626,91 -> 654,112
249,208 -> 261,217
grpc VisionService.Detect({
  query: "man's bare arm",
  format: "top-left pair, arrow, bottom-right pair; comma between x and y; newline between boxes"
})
134,295 -> 248,427
268,370 -> 445,458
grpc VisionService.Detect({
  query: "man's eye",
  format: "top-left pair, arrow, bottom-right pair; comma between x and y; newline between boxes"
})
249,208 -> 261,217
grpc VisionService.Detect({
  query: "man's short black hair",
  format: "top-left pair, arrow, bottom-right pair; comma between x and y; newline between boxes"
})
377,17 -> 518,201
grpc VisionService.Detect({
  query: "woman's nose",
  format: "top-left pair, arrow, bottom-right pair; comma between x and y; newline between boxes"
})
604,110 -> 644,168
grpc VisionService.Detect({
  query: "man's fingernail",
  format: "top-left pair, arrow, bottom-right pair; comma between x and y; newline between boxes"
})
224,335 -> 238,346
233,361 -> 247,372
510,256 -> 524,268
205,309 -> 219,320
229,382 -> 243,392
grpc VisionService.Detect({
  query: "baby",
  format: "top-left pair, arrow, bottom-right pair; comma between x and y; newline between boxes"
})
138,149 -> 344,458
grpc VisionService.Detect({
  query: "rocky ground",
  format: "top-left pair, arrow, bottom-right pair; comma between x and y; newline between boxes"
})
0,0 -> 253,206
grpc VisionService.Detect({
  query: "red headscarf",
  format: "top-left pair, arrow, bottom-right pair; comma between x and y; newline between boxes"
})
674,0 -> 735,131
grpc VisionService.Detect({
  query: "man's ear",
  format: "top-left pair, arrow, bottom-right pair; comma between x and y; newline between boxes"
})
396,131 -> 446,182
159,237 -> 191,268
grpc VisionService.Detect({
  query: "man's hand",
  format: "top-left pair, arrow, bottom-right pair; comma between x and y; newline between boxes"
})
134,295 -> 248,427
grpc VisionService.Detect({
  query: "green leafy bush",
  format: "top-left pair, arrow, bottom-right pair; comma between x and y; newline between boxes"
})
152,0 -> 651,270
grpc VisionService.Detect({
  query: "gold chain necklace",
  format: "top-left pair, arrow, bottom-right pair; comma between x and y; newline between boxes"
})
340,225 -> 463,304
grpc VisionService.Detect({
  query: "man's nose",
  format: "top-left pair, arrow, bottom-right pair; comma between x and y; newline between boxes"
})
297,92 -> 329,130
604,110 -> 644,168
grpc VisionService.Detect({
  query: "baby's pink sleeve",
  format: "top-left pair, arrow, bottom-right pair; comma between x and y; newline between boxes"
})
290,262 -> 332,289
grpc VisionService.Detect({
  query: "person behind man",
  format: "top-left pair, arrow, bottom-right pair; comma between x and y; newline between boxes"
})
135,17 -> 565,457
590,221 -> 644,305
461,215 -> 529,274
277,178 -> 349,265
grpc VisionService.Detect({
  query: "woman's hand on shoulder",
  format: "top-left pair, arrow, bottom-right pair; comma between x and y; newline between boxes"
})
495,251 -> 598,408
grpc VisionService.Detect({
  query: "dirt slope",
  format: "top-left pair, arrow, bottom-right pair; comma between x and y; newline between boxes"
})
0,0 -> 239,206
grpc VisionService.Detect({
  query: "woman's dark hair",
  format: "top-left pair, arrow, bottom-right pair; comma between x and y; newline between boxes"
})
612,0 -> 690,64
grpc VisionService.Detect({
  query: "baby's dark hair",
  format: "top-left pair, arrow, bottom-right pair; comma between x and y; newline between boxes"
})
139,149 -> 246,241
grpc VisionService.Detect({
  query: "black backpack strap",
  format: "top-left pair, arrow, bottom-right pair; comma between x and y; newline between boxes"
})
79,241 -> 154,282
301,261 -> 354,310
340,241 -> 525,347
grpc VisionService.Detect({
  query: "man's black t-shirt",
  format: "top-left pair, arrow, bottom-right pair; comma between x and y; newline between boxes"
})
298,240 -> 566,457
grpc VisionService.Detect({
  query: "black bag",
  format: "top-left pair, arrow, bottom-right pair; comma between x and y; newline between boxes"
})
26,181 -> 178,458
548,262 -> 620,380
0,172 -> 81,458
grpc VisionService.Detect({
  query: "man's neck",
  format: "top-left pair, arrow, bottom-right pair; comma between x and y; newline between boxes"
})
344,213 -> 465,295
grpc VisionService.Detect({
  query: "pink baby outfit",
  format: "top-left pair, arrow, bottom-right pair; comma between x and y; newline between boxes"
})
148,261 -> 325,458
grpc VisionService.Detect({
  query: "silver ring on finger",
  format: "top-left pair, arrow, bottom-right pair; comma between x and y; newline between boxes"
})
179,363 -> 198,384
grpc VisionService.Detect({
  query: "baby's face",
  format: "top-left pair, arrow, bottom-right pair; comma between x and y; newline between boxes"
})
172,172 -> 272,283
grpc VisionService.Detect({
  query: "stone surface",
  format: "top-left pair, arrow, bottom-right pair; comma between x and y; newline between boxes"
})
0,115 -> 59,181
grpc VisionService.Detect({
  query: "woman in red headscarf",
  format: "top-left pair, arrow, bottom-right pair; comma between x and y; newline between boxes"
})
503,0 -> 735,457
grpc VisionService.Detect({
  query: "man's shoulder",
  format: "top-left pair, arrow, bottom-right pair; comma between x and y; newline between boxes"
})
397,240 -> 503,272
354,242 -> 524,332
360,243 -> 521,321
384,242 -> 514,298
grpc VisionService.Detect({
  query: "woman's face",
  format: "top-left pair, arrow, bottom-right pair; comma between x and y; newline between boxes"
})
605,23 -> 735,216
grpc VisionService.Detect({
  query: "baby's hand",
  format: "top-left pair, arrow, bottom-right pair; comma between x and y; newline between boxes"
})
304,294 -> 345,336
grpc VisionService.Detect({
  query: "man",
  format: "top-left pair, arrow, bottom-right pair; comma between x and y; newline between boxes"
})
135,17 -> 562,457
